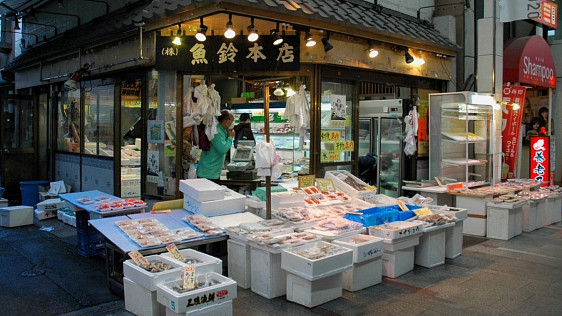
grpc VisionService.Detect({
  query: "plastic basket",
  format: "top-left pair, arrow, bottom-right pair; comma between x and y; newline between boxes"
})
20,180 -> 49,207
77,230 -> 106,257
345,204 -> 420,227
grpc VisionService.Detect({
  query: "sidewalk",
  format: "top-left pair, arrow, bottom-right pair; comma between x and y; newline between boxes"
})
2,214 -> 561,316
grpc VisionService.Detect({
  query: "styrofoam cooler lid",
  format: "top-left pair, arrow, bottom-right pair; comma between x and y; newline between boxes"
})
179,179 -> 225,202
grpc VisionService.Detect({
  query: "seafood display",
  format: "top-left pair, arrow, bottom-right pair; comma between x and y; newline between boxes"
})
249,231 -> 319,248
184,215 -> 226,236
116,218 -> 202,247
136,260 -> 174,273
171,277 -> 222,293
286,242 -> 348,260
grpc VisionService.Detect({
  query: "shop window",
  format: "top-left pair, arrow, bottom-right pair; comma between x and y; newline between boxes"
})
57,90 -> 81,152
121,80 -> 143,199
84,85 -> 115,156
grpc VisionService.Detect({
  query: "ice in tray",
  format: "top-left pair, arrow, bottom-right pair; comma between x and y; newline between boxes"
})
333,234 -> 384,263
156,272 -> 237,314
369,221 -> 423,240
123,255 -> 184,291
281,241 -> 353,281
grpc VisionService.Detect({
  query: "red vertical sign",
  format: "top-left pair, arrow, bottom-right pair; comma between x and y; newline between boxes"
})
529,136 -> 550,185
501,85 -> 527,181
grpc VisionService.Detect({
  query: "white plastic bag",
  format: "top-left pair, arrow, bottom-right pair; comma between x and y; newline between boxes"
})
404,106 -> 419,156
187,164 -> 197,179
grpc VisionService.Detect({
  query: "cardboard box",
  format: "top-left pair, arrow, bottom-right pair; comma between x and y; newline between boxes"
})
0,206 -> 34,227
34,209 -> 58,220
179,179 -> 225,202
36,198 -> 65,211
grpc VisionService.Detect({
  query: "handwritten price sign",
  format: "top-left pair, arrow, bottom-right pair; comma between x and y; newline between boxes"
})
333,141 -> 354,152
321,151 -> 341,162
321,131 -> 341,141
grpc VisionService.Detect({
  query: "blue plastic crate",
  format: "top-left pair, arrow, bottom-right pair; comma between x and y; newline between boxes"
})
77,230 -> 106,257
345,204 -> 420,227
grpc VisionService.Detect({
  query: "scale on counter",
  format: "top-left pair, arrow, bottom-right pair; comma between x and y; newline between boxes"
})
226,146 -> 258,179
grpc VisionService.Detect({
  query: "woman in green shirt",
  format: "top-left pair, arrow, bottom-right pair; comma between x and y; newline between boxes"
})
196,110 -> 235,182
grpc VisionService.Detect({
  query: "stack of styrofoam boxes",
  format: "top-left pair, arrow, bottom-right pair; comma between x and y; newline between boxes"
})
249,242 -> 289,299
0,205 -> 34,227
271,191 -> 306,209
333,234 -> 384,291
485,200 -> 525,240
414,220 -> 455,268
0,198 -> 9,207
245,197 -> 266,218
529,196 -> 547,231
324,170 -> 377,201
369,221 -> 424,278
157,273 -> 237,316
544,192 -> 562,225
227,235 -> 252,290
281,241 -> 353,307
179,179 -> 246,217
35,198 -> 65,221
123,255 -> 183,316
429,206 -> 467,259
456,194 -> 493,236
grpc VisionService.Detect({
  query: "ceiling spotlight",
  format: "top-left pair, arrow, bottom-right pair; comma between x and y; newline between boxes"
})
224,14 -> 235,39
195,17 -> 207,42
321,32 -> 333,52
411,50 -> 425,66
271,22 -> 283,45
305,31 -> 316,47
368,41 -> 378,58
404,48 -> 414,64
273,86 -> 285,96
247,17 -> 259,42
172,24 -> 182,45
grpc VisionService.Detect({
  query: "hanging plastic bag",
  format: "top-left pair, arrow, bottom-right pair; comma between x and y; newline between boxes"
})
404,106 -> 419,156
187,163 -> 197,179
205,116 -> 218,141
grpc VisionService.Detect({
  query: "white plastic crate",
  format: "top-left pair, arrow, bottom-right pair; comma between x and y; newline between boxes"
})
324,170 -> 376,199
333,234 -> 384,264
227,239 -> 251,289
486,201 -> 525,240
0,205 -> 34,227
160,249 -> 222,275
156,272 -> 237,314
36,198 -> 65,211
369,221 -> 423,240
285,272 -> 343,308
445,221 -> 464,259
522,201 -> 536,232
164,300 -> 232,316
250,246 -> 286,299
123,277 -> 165,316
281,241 -> 353,281
179,179 -> 225,202
414,223 -> 453,268
532,198 -> 547,230
382,247 -> 415,278
456,195 -> 492,236
123,255 -> 184,291
183,188 -> 245,217
34,209 -> 58,221
341,257 -> 382,292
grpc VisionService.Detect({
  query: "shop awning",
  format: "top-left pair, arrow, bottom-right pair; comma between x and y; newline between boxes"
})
503,35 -> 556,89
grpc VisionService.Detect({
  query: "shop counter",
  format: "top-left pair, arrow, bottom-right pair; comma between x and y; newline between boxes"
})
218,175 -> 261,193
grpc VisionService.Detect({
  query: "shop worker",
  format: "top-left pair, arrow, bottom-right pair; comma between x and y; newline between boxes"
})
233,113 -> 255,148
197,110 -> 235,183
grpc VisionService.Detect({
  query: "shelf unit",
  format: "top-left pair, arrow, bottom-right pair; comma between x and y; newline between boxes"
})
429,92 -> 495,184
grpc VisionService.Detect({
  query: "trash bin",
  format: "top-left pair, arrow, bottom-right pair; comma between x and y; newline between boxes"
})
20,181 -> 50,207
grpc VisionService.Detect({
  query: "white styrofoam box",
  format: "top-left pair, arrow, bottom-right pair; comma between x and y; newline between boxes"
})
0,199 -> 8,207
281,241 -> 353,281
36,198 -> 65,211
0,205 -> 34,227
462,217 -> 486,236
57,210 -> 64,220
62,213 -> 70,224
183,188 -> 246,217
271,200 -> 306,209
123,277 -> 165,316
123,255 -> 184,291
342,257 -> 382,292
382,247 -> 415,278
271,191 -> 305,205
369,221 -> 423,240
227,239 -> 251,289
333,234 -> 384,264
456,195 -> 491,216
550,194 -> 562,223
285,272 -> 343,308
414,224 -> 452,268
34,209 -> 58,220
532,198 -> 546,230
179,179 -> 225,202
382,234 -> 420,252
161,249 -> 222,275
522,201 -> 536,232
250,246 -> 286,299
445,221 -> 464,259
428,205 -> 468,221
156,272 -> 237,314
324,170 -> 376,199
486,202 -> 524,240
64,201 -> 83,212
70,215 -> 76,227
544,196 -> 558,225
165,300 -> 232,316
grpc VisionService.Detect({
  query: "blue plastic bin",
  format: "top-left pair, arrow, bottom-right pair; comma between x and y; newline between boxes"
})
20,180 -> 50,206
345,204 -> 421,227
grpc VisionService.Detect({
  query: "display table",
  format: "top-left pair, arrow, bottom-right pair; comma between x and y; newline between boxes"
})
452,193 -> 495,236
401,185 -> 454,206
529,197 -> 547,231
59,190 -> 147,219
486,201 -> 525,240
415,222 -> 455,268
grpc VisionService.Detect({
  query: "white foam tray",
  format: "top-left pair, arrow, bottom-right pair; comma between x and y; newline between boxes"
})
179,179 -> 225,202
281,241 -> 353,281
369,221 -> 423,240
332,234 -> 384,264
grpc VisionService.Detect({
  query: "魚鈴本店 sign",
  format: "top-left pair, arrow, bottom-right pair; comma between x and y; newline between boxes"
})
529,136 -> 550,185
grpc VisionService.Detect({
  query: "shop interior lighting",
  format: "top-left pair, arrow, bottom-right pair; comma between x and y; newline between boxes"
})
247,17 -> 259,42
271,22 -> 283,46
305,31 -> 316,47
14,17 -> 20,30
195,17 -> 207,42
404,48 -> 414,64
512,103 -> 520,110
273,83 -> 285,96
172,24 -> 182,45
411,50 -> 425,66
321,32 -> 334,52
224,14 -> 236,39
368,41 -> 379,58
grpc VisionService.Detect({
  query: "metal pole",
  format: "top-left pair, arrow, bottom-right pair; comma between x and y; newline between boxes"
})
264,86 -> 271,219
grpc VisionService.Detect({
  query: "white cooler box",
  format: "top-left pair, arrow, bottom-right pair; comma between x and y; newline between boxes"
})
36,198 -> 65,211
160,249 -> 222,275
333,234 -> 384,291
486,201 -> 525,240
156,272 -> 237,315
428,206 -> 467,259
183,188 -> 245,217
123,255 -> 184,291
124,277 -> 165,316
250,244 -> 287,299
179,179 -> 225,202
0,205 -> 34,227
34,209 -> 58,220
227,239 -> 251,289
414,222 -> 455,268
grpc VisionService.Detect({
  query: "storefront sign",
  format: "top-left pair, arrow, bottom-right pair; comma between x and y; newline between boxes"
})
501,85 -> 526,181
156,35 -> 300,72
504,35 -> 557,88
534,1 -> 558,29
529,136 -> 550,185
499,0 -> 558,29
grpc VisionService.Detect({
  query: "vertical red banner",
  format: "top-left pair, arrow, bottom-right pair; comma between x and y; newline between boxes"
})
501,85 -> 527,181
529,136 -> 550,186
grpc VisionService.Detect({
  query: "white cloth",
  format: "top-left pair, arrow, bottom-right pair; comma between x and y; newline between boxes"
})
283,85 -> 309,130
255,140 -> 279,177
404,106 -> 419,156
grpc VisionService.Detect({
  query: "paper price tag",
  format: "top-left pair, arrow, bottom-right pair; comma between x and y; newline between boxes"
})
166,243 -> 185,262
413,207 -> 432,219
128,250 -> 149,266
316,179 -> 335,192
183,266 -> 196,290
397,200 -> 409,211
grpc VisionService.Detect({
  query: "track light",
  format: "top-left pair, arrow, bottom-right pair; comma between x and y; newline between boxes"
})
224,14 -> 235,39
271,22 -> 283,45
305,31 -> 316,47
404,48 -> 414,64
368,41 -> 379,58
321,32 -> 333,52
195,17 -> 207,42
247,17 -> 258,42
172,24 -> 182,45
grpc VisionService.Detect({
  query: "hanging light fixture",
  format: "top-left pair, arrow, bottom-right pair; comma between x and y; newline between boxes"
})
195,17 -> 208,42
247,17 -> 259,42
404,48 -> 414,64
172,24 -> 182,45
224,13 -> 236,39
271,22 -> 283,45
512,103 -> 521,110
321,31 -> 334,52
14,17 -> 20,30
411,50 -> 425,66
305,30 -> 316,47
368,41 -> 379,58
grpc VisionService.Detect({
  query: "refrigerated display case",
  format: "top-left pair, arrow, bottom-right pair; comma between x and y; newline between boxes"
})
358,99 -> 404,197
429,92 -> 495,185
